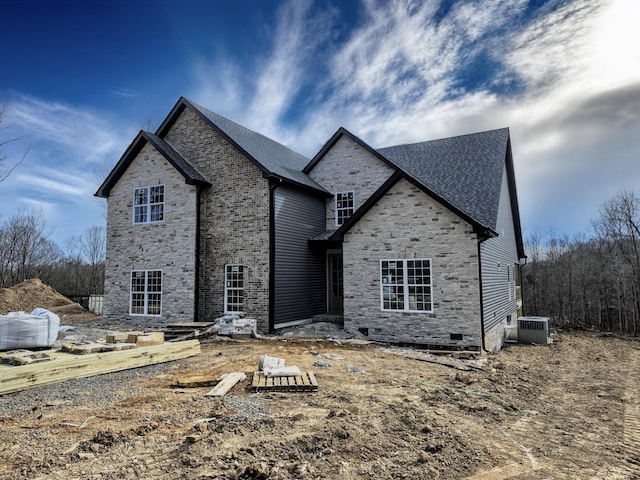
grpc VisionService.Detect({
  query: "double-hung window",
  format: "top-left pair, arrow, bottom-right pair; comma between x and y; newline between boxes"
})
133,185 -> 164,224
335,191 -> 354,226
381,259 -> 432,312
130,270 -> 162,315
225,265 -> 244,313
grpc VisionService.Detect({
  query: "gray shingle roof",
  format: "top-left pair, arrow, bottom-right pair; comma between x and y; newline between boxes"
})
94,131 -> 211,198
187,100 -> 327,193
378,128 -> 510,230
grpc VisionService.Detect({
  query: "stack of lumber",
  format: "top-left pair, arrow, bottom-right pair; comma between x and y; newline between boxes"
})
0,339 -> 200,395
162,323 -> 214,341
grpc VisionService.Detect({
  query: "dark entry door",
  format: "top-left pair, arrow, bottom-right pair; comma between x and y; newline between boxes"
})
328,254 -> 343,314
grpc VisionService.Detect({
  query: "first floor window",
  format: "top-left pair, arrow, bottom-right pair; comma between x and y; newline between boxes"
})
130,270 -> 162,315
381,259 -> 432,312
133,185 -> 164,224
336,191 -> 354,226
225,265 -> 244,313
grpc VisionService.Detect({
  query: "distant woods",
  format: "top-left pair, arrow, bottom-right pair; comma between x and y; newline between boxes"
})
0,209 -> 105,297
523,190 -> 640,336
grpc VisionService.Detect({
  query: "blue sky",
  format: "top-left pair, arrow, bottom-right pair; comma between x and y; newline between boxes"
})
1,0 -> 638,246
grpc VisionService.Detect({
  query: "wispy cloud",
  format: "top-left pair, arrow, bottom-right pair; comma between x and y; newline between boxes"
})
0,94 -> 137,241
111,88 -> 138,98
188,0 -> 639,236
9,94 -> 132,165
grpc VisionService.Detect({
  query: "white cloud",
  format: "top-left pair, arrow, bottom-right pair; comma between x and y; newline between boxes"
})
9,94 -> 133,165
111,88 -> 139,98
186,0 -> 639,236
0,94 -> 134,243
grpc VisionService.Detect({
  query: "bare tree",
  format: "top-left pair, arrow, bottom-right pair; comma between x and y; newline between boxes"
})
592,190 -> 640,335
0,209 -> 55,286
0,99 -> 30,184
80,226 -> 106,294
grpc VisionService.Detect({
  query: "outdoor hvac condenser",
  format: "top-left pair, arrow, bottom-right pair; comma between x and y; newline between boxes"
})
517,316 -> 549,344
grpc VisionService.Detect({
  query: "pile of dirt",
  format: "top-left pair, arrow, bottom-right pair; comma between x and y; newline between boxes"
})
0,278 -> 76,314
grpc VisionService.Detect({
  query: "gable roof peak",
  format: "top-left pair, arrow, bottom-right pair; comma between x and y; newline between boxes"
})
158,97 -> 327,194
94,129 -> 211,198
304,126 -> 395,174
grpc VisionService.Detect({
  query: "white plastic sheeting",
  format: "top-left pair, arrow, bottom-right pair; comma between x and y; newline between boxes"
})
0,308 -> 60,350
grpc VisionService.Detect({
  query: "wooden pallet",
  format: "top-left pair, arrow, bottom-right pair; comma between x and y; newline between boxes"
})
251,371 -> 318,392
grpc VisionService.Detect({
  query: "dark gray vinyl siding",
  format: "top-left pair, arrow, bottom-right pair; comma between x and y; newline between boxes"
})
274,184 -> 326,324
480,167 -> 520,332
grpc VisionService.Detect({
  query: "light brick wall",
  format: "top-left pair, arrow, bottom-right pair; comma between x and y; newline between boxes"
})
307,136 -> 395,230
483,308 -> 519,352
104,143 -> 198,327
164,108 -> 271,331
342,178 -> 483,347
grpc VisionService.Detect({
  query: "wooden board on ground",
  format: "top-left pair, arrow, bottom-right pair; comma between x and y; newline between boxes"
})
175,374 -> 221,388
163,323 -> 215,341
0,340 -> 200,395
251,371 -> 318,392
166,322 -> 214,329
204,372 -> 246,396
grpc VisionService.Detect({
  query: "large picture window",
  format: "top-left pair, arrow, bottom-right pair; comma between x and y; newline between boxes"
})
133,185 -> 164,224
335,191 -> 354,226
380,259 -> 432,312
130,270 -> 162,315
225,265 -> 244,313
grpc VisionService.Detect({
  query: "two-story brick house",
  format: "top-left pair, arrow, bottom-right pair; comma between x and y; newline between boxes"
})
96,97 -> 525,351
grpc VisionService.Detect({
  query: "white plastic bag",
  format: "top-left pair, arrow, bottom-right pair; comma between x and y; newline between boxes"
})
0,308 -> 60,350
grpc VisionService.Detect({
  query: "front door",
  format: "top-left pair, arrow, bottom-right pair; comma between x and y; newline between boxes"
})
328,253 -> 344,314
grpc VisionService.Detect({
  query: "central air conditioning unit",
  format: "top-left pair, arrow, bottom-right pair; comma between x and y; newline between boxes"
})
517,316 -> 549,344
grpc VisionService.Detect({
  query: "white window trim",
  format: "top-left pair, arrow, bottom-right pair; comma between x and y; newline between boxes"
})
380,258 -> 433,313
335,191 -> 355,227
508,265 -> 516,301
132,184 -> 165,225
129,269 -> 163,316
224,264 -> 245,314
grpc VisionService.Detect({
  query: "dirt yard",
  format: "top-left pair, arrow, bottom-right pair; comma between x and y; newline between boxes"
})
1,283 -> 639,479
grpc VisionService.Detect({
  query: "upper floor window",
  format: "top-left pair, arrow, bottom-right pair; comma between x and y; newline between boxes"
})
335,191 -> 354,226
381,259 -> 433,312
130,269 -> 162,316
133,185 -> 164,224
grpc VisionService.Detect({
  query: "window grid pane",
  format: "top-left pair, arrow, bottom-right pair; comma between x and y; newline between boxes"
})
133,185 -> 164,224
225,265 -> 245,313
336,191 -> 354,226
130,270 -> 162,316
381,259 -> 432,312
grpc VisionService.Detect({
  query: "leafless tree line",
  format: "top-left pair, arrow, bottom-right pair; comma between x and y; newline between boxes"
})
0,209 -> 105,297
523,190 -> 640,336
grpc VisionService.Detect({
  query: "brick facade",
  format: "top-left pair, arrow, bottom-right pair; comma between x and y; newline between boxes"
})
164,108 -> 271,331
342,179 -> 483,347
100,99 -> 523,349
104,143 -> 199,327
307,136 -> 395,230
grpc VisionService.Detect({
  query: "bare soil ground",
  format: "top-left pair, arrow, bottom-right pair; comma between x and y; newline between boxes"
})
1,282 -> 639,479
